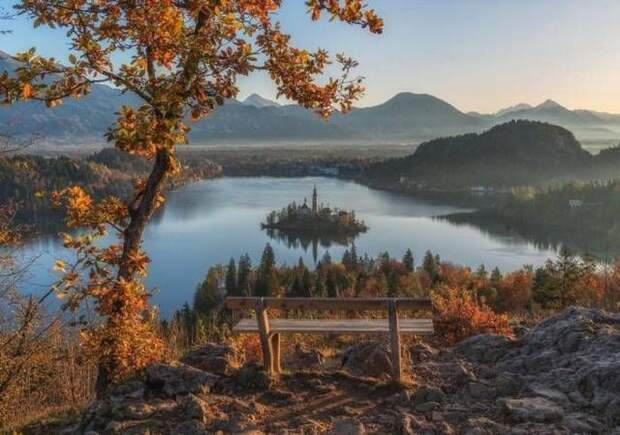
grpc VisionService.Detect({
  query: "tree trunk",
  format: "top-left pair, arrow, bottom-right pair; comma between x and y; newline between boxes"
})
96,148 -> 173,395
118,148 -> 174,281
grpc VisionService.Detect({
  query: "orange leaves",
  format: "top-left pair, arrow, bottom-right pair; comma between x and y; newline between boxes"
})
20,83 -> 34,99
84,279 -> 163,383
307,0 -> 383,34
13,0 -> 382,387
497,270 -> 533,312
433,286 -> 512,345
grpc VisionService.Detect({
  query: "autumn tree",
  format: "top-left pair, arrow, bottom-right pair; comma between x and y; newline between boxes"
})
1,0 -> 382,389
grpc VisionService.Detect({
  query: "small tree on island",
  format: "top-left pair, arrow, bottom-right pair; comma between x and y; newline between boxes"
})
1,1 -> 382,390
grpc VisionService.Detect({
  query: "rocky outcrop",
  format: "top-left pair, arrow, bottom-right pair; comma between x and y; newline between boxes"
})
50,309 -> 619,434
181,343 -> 239,376
75,363 -> 219,434
411,307 -> 620,433
145,362 -> 219,398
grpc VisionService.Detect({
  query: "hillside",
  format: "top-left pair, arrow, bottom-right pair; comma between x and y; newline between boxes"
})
364,120 -> 592,188
3,52 -> 620,148
32,308 -> 620,434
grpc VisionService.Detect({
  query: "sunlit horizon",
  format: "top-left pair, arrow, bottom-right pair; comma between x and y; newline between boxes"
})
5,0 -> 620,113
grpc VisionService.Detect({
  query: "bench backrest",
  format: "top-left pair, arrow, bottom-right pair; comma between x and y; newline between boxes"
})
225,297 -> 432,312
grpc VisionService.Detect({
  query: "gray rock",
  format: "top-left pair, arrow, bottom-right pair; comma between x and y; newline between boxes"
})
145,362 -> 218,398
527,384 -> 569,405
341,342 -> 392,378
443,360 -> 477,387
176,393 -> 209,422
409,343 -> 438,363
467,382 -> 497,401
462,417 -> 508,435
494,372 -> 521,396
175,420 -> 208,434
452,334 -> 514,364
181,343 -> 239,376
238,363 -> 273,390
327,418 -> 365,435
411,386 -> 446,404
414,401 -> 441,413
110,401 -> 154,420
562,413 -> 605,433
499,397 -> 564,423
109,380 -> 145,400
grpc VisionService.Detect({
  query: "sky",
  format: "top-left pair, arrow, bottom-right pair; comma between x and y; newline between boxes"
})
3,0 -> 620,113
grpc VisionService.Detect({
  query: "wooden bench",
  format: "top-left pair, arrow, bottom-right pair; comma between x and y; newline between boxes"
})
225,297 -> 434,381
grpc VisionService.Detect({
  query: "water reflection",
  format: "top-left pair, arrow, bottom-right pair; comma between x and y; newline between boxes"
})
15,176 -> 563,315
264,228 -> 359,263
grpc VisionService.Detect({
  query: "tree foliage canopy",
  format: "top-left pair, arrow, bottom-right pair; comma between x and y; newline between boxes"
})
0,0 -> 382,387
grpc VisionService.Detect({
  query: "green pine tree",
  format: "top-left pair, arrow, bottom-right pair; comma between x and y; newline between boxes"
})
194,266 -> 222,319
402,249 -> 414,272
237,253 -> 252,296
225,257 -> 237,296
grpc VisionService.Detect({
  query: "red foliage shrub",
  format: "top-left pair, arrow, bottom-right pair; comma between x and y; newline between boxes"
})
497,270 -> 532,312
432,286 -> 512,345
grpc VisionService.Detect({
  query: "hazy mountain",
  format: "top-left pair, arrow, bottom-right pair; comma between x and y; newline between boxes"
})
364,120 -> 592,187
243,93 -> 280,108
497,99 -> 603,125
0,51 -> 137,144
495,103 -> 533,116
330,92 -> 486,141
1,51 -> 620,147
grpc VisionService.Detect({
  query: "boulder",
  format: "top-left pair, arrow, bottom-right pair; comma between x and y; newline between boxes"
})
181,343 -> 239,376
409,342 -> 438,363
145,362 -> 219,398
341,342 -> 392,378
176,393 -> 209,423
467,382 -> 496,401
411,386 -> 446,405
499,397 -> 564,423
327,418 -> 365,435
452,334 -> 514,365
238,363 -> 273,390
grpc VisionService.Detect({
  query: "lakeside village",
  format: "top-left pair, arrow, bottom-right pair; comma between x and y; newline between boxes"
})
261,186 -> 368,235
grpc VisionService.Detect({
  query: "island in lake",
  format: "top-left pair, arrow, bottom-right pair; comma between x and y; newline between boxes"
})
261,186 -> 368,236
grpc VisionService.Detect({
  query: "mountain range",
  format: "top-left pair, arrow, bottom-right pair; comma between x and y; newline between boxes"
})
1,51 -> 619,148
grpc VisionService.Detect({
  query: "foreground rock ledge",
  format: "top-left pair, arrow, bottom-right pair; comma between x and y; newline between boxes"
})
43,307 -> 619,434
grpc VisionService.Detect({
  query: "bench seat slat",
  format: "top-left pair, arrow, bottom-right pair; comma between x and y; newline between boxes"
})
232,318 -> 434,335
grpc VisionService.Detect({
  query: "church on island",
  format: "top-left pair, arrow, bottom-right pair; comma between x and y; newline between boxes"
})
261,186 -> 367,234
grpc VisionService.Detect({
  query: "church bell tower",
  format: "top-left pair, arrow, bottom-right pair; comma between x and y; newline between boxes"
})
312,185 -> 318,214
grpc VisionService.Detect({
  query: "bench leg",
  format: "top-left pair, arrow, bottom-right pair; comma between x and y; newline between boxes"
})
271,333 -> 281,373
388,300 -> 402,382
256,299 -> 273,374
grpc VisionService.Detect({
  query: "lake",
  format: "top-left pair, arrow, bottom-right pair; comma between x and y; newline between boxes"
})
19,176 -> 558,316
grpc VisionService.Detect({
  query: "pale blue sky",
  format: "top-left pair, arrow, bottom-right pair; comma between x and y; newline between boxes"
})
4,0 -> 620,113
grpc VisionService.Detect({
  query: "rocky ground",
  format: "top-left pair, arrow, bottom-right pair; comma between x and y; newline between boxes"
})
28,307 -> 620,434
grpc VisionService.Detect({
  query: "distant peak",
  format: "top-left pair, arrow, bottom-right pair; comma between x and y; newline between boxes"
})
243,93 -> 280,108
536,99 -> 564,110
386,92 -> 432,102
496,103 -> 533,116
